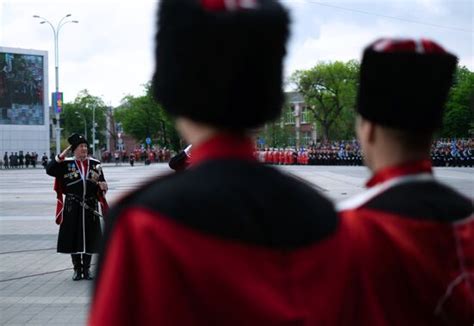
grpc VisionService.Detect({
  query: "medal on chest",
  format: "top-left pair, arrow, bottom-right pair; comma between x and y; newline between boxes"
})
63,163 -> 80,179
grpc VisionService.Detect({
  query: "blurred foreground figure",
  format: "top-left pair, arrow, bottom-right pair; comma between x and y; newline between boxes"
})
89,0 -> 341,325
338,38 -> 474,325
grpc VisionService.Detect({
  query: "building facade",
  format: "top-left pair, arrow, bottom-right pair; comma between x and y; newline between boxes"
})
260,92 -> 317,149
0,47 -> 50,158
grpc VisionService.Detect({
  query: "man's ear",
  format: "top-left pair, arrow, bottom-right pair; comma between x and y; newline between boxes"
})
356,115 -> 374,145
366,120 -> 376,145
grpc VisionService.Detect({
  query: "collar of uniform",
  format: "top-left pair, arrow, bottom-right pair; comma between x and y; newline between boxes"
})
190,133 -> 256,166
75,158 -> 89,176
366,159 -> 432,188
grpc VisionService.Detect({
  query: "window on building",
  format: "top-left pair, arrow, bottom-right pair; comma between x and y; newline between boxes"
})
302,131 -> 313,146
287,135 -> 296,147
301,107 -> 312,124
285,106 -> 295,124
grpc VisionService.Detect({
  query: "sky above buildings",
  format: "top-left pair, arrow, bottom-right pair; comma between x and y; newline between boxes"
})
1,0 -> 472,106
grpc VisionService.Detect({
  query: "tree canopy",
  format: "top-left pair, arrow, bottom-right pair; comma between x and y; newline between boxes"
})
291,62 -> 473,140
113,84 -> 181,150
440,66 -> 474,138
291,60 -> 359,141
62,90 -> 108,151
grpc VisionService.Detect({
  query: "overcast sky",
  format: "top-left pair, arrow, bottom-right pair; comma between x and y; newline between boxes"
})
1,0 -> 472,106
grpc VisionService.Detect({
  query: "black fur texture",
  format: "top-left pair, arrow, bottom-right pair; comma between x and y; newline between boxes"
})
357,47 -> 457,131
68,133 -> 89,152
152,0 -> 290,130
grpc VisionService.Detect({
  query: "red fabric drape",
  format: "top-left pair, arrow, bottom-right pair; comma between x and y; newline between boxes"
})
53,179 -> 64,225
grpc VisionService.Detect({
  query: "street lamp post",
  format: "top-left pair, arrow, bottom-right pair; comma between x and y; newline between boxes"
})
33,14 -> 78,155
75,111 -> 87,139
92,105 -> 96,158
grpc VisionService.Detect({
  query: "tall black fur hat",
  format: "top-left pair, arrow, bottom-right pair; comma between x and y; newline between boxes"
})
68,133 -> 89,152
357,38 -> 458,131
152,0 -> 290,130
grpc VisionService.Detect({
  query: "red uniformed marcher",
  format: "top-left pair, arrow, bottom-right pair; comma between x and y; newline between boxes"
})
274,149 -> 280,165
89,1 -> 342,325
263,148 -> 270,164
284,150 -> 290,165
300,151 -> 308,165
269,148 -> 275,164
337,38 -> 474,325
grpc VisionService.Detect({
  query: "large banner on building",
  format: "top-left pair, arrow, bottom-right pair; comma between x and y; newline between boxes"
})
0,51 -> 45,125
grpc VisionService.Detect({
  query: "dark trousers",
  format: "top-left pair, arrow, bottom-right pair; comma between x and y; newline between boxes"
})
71,253 -> 92,270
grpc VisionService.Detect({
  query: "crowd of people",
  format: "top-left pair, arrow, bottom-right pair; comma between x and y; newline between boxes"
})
3,138 -> 472,170
100,147 -> 172,165
0,147 -> 175,170
431,138 -> 473,167
1,151 -> 49,169
256,138 -> 473,167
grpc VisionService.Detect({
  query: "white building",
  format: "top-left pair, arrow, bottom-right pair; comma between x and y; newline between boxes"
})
0,47 -> 50,158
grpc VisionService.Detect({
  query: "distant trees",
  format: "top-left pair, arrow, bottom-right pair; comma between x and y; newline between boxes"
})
113,83 -> 181,150
259,118 -> 294,148
291,62 -> 472,141
62,90 -> 108,148
291,60 -> 359,141
440,66 -> 474,138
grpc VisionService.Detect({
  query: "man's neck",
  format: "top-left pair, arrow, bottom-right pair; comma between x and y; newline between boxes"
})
176,118 -> 220,147
371,151 -> 429,174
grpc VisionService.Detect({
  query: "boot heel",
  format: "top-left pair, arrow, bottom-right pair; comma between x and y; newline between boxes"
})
72,269 -> 82,281
83,268 -> 93,280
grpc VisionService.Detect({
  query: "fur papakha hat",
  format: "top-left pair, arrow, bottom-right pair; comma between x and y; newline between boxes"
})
68,133 -> 89,152
357,38 -> 458,131
152,0 -> 290,130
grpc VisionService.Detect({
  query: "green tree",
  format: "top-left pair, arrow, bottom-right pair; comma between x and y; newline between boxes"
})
260,121 -> 294,148
256,100 -> 296,148
114,83 -> 181,150
62,90 -> 108,150
440,66 -> 474,138
291,60 -> 359,141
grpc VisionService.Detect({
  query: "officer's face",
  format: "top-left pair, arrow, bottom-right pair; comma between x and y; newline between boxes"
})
74,143 -> 88,160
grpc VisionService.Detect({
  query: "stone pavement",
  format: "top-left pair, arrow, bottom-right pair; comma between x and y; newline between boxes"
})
0,163 -> 472,325
0,163 -> 172,325
0,221 -> 90,325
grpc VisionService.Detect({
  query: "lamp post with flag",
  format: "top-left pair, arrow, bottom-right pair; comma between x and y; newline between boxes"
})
33,14 -> 78,155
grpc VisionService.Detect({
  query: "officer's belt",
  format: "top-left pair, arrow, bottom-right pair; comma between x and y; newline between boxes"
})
65,193 -> 96,201
65,194 -> 103,218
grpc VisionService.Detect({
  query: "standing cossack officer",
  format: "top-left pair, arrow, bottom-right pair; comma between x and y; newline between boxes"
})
46,134 -> 108,281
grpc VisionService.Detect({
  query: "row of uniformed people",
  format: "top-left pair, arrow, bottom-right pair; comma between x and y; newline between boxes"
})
2,152 -> 42,168
308,152 -> 363,166
257,149 -> 364,166
431,150 -> 473,167
255,148 -> 473,167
